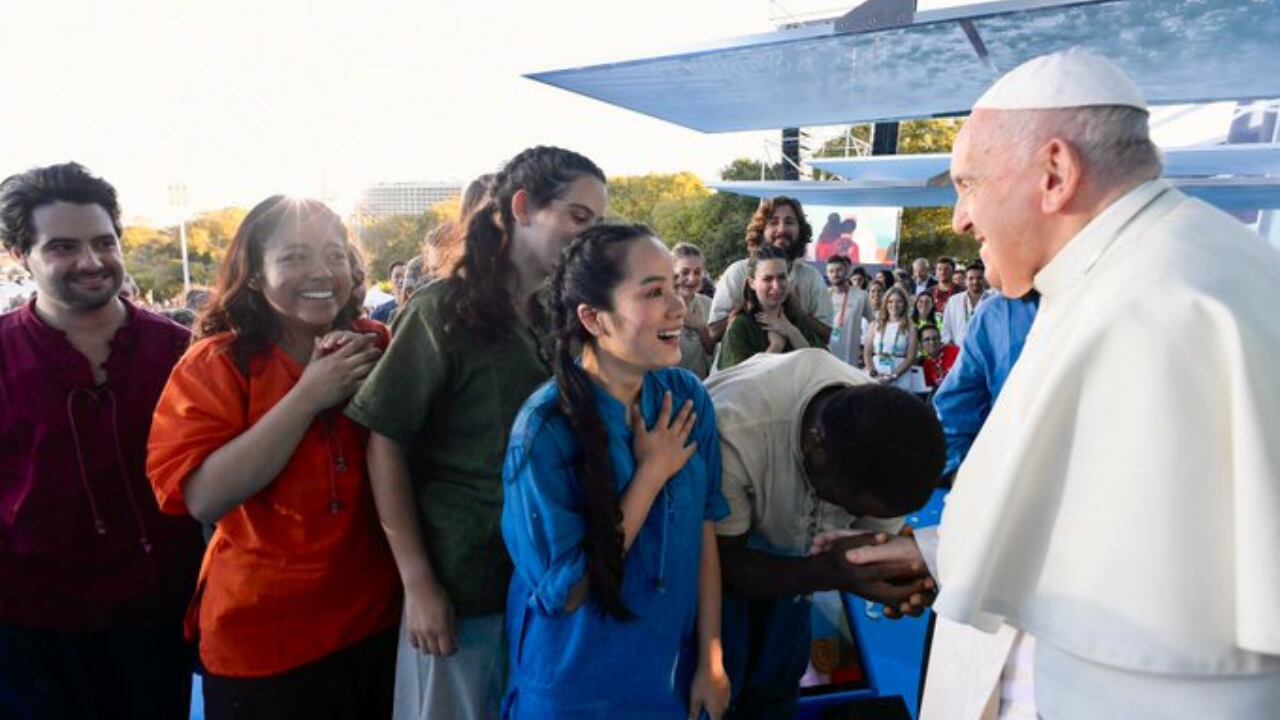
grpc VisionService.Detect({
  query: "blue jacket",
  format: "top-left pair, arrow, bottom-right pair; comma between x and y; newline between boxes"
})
934,293 -> 1040,476
369,299 -> 397,324
501,368 -> 729,719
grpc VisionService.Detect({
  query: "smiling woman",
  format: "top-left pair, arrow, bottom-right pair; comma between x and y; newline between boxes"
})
146,195 -> 401,718
500,223 -> 730,719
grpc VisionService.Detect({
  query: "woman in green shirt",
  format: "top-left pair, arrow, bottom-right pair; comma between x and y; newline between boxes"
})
345,146 -> 607,720
717,246 -> 826,371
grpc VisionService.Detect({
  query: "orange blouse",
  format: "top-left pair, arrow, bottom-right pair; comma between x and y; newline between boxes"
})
147,320 -> 400,678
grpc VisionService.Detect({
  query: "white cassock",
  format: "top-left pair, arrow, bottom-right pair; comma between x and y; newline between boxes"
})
921,180 -> 1280,719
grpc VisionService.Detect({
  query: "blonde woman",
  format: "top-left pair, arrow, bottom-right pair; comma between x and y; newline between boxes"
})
863,285 -> 918,391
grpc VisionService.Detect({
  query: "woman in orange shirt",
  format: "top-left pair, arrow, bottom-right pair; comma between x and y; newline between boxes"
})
147,196 -> 401,719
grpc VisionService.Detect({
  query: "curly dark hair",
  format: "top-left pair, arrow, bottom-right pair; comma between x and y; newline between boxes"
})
196,195 -> 362,373
744,196 -> 811,261
820,384 -> 944,515
441,146 -> 605,344
548,222 -> 653,621
0,162 -> 122,254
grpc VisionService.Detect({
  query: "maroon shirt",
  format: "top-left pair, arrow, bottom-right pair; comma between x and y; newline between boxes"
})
0,298 -> 203,630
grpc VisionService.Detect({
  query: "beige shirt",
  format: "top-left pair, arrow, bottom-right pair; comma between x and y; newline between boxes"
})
677,293 -> 713,379
705,349 -> 900,553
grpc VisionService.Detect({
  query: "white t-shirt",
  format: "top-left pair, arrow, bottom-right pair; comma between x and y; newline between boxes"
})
710,259 -> 834,326
940,290 -> 993,345
705,349 -> 901,554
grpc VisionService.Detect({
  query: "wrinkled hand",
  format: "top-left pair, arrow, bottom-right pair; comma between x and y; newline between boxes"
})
844,527 -> 935,618
824,529 -> 935,617
404,579 -> 457,656
632,391 -> 697,486
295,332 -> 381,413
688,662 -> 730,720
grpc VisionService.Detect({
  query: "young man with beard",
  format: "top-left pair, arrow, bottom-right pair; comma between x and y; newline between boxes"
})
939,261 -> 994,345
708,196 -> 834,346
930,256 -> 958,311
824,254 -> 873,367
0,163 -> 203,718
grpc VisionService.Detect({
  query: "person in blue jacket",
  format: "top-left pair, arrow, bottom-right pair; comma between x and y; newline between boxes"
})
932,291 -> 1039,481
501,223 -> 732,720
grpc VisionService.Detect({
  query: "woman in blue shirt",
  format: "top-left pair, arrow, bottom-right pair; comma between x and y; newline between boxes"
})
501,224 -> 731,719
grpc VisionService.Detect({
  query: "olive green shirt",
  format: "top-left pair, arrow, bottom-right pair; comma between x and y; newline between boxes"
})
345,281 -> 550,617
717,307 -> 827,371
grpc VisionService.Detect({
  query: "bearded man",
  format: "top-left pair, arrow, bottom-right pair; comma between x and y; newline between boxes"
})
708,196 -> 834,345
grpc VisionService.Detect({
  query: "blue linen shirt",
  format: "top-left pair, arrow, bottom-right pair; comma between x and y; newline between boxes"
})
501,368 -> 729,719
933,293 -> 1040,476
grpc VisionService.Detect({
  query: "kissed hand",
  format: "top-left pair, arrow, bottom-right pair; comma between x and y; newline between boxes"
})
823,529 -> 935,616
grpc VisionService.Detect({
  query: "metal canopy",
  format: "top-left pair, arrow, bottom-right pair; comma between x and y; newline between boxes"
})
810,144 -> 1280,182
708,177 -> 1280,210
527,0 -> 1280,132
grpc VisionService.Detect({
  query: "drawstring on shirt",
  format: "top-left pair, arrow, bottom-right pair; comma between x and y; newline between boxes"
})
105,390 -> 153,554
66,387 -> 153,553
66,389 -> 107,536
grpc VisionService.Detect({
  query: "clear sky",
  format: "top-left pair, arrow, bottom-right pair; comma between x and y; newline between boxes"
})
0,0 -> 1230,223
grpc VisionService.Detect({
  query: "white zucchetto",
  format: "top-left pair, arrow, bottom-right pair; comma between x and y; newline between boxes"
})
973,47 -> 1147,112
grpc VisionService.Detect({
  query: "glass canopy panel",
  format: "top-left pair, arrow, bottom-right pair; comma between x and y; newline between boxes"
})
528,0 -> 1280,132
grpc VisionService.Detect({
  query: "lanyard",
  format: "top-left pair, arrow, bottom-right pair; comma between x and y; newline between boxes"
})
834,288 -> 851,327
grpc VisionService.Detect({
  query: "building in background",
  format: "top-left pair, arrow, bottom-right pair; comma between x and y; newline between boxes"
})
357,181 -> 461,218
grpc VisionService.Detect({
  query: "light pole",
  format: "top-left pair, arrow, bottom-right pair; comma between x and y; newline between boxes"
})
168,183 -> 191,297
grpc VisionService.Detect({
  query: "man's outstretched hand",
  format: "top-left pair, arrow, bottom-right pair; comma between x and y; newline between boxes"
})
812,527 -> 935,618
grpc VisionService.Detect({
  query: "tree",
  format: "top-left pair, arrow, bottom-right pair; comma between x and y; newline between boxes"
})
893,118 -> 977,263
719,158 -> 787,182
121,207 -> 250,302
606,173 -> 710,230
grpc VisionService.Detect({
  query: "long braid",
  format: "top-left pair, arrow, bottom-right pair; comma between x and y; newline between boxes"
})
548,224 -> 651,621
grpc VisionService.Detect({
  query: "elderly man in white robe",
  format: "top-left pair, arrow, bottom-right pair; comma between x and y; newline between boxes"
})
829,48 -> 1280,719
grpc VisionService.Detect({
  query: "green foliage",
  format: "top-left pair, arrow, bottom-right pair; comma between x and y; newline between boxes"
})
894,118 -> 977,263
680,192 -> 759,278
606,173 -> 710,229
719,158 -> 787,181
121,207 -> 248,302
354,201 -> 458,282
899,207 -> 979,265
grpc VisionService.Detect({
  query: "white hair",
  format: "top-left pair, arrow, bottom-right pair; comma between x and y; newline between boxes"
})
1000,105 -> 1163,187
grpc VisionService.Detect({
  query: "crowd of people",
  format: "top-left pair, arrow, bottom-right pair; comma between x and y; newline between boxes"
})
1,48 -> 1277,720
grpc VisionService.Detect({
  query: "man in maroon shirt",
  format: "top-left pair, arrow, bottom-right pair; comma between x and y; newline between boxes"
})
931,255 -> 959,311
0,163 -> 203,719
